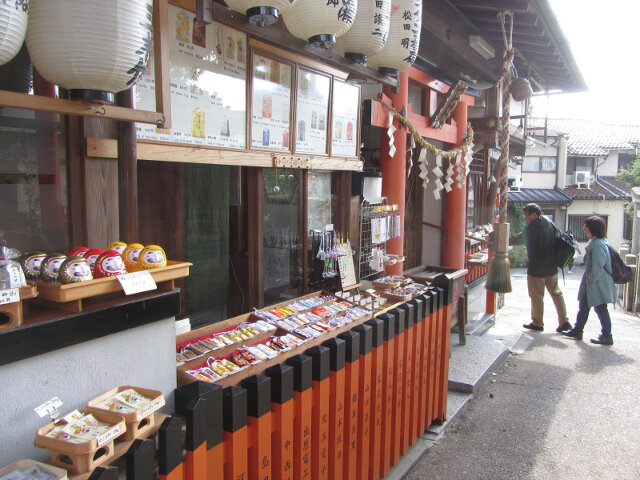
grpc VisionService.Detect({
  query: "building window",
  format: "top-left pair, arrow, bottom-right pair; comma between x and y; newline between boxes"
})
618,153 -> 635,172
568,214 -> 608,242
522,156 -> 557,172
567,157 -> 591,175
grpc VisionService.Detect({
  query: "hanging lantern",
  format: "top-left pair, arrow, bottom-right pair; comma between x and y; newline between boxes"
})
367,0 -> 421,75
224,0 -> 297,27
0,0 -> 28,66
283,0 -> 357,49
335,0 -> 390,64
26,0 -> 153,103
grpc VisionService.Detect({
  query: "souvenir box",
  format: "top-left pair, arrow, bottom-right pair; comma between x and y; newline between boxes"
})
34,410 -> 126,474
85,386 -> 165,441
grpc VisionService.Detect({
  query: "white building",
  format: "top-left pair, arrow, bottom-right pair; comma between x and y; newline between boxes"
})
508,118 -> 640,256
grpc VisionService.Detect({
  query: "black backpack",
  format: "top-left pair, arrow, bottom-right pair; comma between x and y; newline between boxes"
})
607,245 -> 633,284
553,228 -> 575,269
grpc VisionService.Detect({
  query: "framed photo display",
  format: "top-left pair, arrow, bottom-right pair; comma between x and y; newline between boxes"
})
295,69 -> 330,154
134,4 -> 247,149
331,80 -> 360,157
251,54 -> 293,151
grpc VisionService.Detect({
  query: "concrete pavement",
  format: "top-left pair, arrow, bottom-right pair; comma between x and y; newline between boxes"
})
402,267 -> 640,480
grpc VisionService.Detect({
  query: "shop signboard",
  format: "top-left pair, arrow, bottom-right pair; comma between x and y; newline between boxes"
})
331,80 -> 359,157
295,68 -> 330,154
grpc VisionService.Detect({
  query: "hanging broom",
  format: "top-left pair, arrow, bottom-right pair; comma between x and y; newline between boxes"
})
486,11 -> 514,294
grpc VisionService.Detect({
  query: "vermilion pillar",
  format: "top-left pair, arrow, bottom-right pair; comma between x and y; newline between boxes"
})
442,100 -> 471,269
381,71 -> 409,275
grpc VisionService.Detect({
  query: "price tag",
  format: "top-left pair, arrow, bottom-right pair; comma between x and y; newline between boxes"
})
97,424 -> 123,447
0,288 -> 19,305
325,224 -> 334,231
34,397 -> 63,418
117,271 -> 157,295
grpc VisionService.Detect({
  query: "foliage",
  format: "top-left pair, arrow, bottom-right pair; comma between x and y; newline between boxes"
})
617,147 -> 640,221
508,202 -> 526,236
508,245 -> 528,268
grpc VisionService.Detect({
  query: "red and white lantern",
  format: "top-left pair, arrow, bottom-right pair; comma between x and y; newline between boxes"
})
283,0 -> 357,48
335,0 -> 390,64
367,0 -> 421,74
26,0 -> 153,103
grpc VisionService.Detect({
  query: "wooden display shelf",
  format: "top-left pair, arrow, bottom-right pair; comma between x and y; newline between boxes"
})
66,413 -> 168,480
0,283 -> 39,333
29,261 -> 191,313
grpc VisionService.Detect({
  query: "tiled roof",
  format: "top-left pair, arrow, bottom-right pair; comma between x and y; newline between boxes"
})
563,179 -> 630,201
527,118 -> 640,156
507,188 -> 573,205
598,176 -> 632,199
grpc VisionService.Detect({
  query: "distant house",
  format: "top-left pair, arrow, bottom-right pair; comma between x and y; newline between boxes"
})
508,118 -> 640,255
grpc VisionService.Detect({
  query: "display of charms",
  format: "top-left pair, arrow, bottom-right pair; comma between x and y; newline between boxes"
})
39,253 -> 67,283
106,241 -> 127,255
122,243 -> 144,272
59,256 -> 93,284
19,251 -> 47,280
68,246 -> 90,258
138,245 -> 167,269
93,250 -> 127,278
0,259 -> 26,289
83,248 -> 105,272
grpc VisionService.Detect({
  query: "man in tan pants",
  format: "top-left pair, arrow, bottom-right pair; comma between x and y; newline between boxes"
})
521,203 -> 572,332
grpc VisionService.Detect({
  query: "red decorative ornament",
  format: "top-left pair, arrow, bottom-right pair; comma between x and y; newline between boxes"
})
68,246 -> 89,258
84,248 -> 105,272
93,250 -> 127,278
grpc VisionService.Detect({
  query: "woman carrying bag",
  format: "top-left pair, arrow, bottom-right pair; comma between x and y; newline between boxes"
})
563,216 -> 617,345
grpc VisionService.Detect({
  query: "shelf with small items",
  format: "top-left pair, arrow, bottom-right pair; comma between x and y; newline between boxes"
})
176,291 -> 372,387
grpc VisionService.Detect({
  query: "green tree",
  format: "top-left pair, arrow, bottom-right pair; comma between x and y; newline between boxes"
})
616,146 -> 640,220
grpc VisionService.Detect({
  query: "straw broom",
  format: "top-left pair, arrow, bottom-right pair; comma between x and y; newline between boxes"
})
486,12 -> 513,294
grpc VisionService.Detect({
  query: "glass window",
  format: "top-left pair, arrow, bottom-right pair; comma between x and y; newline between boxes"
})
0,108 -> 69,253
522,156 -> 557,172
263,168 -> 304,304
295,69 -> 330,154
568,214 -> 608,242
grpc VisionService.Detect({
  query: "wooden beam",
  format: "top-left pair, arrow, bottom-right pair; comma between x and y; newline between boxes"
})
153,0 -> 172,129
0,90 -> 165,125
87,138 -> 364,171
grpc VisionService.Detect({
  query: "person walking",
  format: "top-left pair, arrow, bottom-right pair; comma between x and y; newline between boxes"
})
521,203 -> 572,332
563,216 -> 617,345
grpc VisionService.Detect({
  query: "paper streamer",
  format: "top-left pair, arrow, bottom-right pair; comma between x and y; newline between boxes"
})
444,155 -> 455,192
387,111 -> 396,158
407,136 -> 416,178
418,148 -> 429,188
433,154 -> 444,199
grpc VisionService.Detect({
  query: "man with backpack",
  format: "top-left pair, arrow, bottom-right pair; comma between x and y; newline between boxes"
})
521,203 -> 572,333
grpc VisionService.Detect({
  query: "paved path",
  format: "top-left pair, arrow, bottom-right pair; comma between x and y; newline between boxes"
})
405,268 -> 640,480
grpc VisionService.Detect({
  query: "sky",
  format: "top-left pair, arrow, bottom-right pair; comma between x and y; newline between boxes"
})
528,0 -> 640,125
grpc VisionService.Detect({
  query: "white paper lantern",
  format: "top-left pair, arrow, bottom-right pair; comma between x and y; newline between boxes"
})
0,0 -> 28,66
283,0 -> 357,48
335,0 -> 390,64
225,0 -> 296,26
367,0 -> 421,74
26,0 -> 153,103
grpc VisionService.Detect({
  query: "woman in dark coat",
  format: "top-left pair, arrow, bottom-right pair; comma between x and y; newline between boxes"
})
563,216 -> 617,345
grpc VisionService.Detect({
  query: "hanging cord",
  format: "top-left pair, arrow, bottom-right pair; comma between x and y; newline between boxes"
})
378,98 -> 474,160
497,11 -> 514,223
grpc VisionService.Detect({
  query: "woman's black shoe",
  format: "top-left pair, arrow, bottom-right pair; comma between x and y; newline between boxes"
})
590,335 -> 613,345
562,330 -> 583,340
556,321 -> 572,333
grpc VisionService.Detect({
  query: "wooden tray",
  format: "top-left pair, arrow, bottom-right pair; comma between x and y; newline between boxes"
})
0,282 -> 39,333
35,410 -> 126,456
31,261 -> 191,312
85,386 -> 165,442
0,459 -> 68,480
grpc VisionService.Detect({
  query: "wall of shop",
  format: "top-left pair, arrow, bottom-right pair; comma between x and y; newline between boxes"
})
0,317 -> 176,466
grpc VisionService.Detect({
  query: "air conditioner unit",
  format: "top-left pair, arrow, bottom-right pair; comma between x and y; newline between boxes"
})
574,171 -> 591,188
507,176 -> 522,191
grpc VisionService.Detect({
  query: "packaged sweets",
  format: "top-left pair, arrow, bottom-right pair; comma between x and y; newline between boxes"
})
240,349 -> 260,365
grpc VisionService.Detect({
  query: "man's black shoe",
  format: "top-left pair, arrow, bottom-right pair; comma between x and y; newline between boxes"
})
590,335 -> 613,346
556,321 -> 572,333
562,330 -> 582,340
523,322 -> 543,331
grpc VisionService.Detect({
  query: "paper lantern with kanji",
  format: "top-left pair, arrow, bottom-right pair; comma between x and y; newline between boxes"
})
283,0 -> 357,48
335,0 -> 390,64
367,0 -> 421,74
225,0 -> 297,26
25,0 -> 153,103
0,0 -> 28,66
